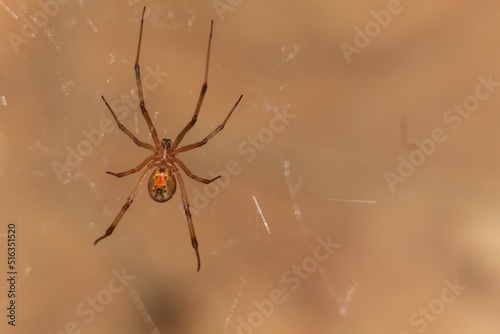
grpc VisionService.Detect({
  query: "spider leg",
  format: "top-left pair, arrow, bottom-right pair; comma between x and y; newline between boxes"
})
174,158 -> 221,184
177,95 -> 243,153
172,20 -> 214,150
175,170 -> 201,271
107,156 -> 154,178
102,96 -> 155,151
94,164 -> 153,245
135,7 -> 161,147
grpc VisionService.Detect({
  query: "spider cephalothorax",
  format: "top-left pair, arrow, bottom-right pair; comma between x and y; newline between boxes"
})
94,7 -> 242,271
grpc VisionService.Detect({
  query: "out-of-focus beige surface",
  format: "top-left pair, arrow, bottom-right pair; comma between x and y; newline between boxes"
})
1,0 -> 500,333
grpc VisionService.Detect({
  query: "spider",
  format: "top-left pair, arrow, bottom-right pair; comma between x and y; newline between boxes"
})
94,7 -> 243,271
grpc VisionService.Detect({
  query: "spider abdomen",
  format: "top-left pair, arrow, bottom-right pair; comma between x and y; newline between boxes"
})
148,167 -> 176,202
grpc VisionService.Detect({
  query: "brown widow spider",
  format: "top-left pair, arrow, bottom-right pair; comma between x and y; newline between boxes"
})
94,7 -> 243,271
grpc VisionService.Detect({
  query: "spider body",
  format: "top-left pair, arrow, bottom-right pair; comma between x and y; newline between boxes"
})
146,138 -> 177,202
148,166 -> 176,202
94,7 -> 243,271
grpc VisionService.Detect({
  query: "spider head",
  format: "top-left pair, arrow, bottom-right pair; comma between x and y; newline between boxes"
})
161,138 -> 172,149
159,138 -> 173,160
148,167 -> 176,202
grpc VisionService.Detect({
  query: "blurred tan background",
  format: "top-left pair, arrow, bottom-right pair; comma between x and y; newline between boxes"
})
1,0 -> 500,333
